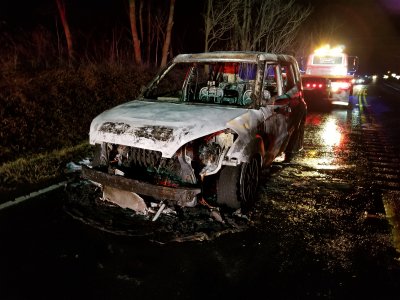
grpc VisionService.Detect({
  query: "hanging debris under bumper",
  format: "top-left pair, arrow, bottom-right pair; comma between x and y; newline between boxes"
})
81,165 -> 201,206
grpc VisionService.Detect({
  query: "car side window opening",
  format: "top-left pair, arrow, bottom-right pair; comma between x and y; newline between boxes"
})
281,64 -> 296,92
263,64 -> 283,101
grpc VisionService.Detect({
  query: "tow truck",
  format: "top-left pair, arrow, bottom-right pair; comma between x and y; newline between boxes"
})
301,45 -> 358,108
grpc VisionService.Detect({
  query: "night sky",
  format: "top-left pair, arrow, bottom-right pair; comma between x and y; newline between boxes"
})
1,0 -> 399,74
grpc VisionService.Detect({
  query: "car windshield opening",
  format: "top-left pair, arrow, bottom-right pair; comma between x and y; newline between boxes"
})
144,61 -> 257,107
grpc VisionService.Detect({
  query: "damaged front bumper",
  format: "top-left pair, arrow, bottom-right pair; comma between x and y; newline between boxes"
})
81,165 -> 201,206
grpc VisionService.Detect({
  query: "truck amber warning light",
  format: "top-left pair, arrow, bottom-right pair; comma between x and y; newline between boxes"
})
314,44 -> 345,55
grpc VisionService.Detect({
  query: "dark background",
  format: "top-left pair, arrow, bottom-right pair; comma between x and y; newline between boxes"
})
0,0 -> 399,74
304,0 -> 400,74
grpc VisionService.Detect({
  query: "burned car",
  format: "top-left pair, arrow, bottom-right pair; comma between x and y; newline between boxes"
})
82,51 -> 307,215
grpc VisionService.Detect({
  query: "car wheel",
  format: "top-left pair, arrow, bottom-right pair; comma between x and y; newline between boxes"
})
217,157 -> 260,211
285,117 -> 305,162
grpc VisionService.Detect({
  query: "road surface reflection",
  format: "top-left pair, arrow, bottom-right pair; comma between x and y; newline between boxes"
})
299,108 -> 354,170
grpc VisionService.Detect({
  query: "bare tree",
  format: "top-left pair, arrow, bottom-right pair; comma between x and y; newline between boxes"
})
160,0 -> 176,67
260,0 -> 312,53
295,14 -> 345,63
145,0 -> 152,65
55,0 -> 74,62
153,14 -> 167,66
204,0 -> 312,54
203,0 -> 239,52
129,0 -> 142,64
127,0 -> 175,67
139,0 -> 144,44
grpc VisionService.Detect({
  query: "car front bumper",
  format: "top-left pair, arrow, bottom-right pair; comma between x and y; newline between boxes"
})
82,165 -> 201,206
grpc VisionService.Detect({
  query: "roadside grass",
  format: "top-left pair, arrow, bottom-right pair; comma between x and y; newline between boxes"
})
0,141 -> 93,189
0,62 -> 156,201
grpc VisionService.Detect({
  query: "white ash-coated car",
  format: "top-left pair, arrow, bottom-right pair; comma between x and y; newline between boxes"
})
82,51 -> 307,214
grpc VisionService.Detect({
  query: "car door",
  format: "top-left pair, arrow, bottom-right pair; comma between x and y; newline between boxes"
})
280,62 -> 306,138
259,63 -> 290,165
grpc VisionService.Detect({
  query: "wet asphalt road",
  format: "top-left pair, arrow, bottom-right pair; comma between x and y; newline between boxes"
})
1,80 -> 400,299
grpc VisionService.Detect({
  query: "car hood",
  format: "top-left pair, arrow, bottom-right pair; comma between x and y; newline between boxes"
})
89,100 -> 251,158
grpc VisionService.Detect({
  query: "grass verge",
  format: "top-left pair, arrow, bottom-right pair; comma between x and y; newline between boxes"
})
0,141 -> 94,202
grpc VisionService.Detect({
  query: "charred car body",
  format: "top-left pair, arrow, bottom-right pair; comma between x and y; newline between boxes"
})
82,51 -> 307,214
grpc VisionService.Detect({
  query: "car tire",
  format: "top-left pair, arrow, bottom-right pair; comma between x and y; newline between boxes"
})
217,157 -> 260,211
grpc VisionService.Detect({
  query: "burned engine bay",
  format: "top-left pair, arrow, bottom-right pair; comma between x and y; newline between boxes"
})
82,128 -> 239,217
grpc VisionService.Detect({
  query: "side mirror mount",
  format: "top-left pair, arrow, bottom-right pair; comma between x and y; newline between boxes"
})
273,93 -> 291,106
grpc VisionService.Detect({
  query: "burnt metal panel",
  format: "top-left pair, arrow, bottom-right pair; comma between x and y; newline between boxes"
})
82,165 -> 201,206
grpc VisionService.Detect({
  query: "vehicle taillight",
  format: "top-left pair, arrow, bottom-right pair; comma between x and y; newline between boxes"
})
305,82 -> 325,88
